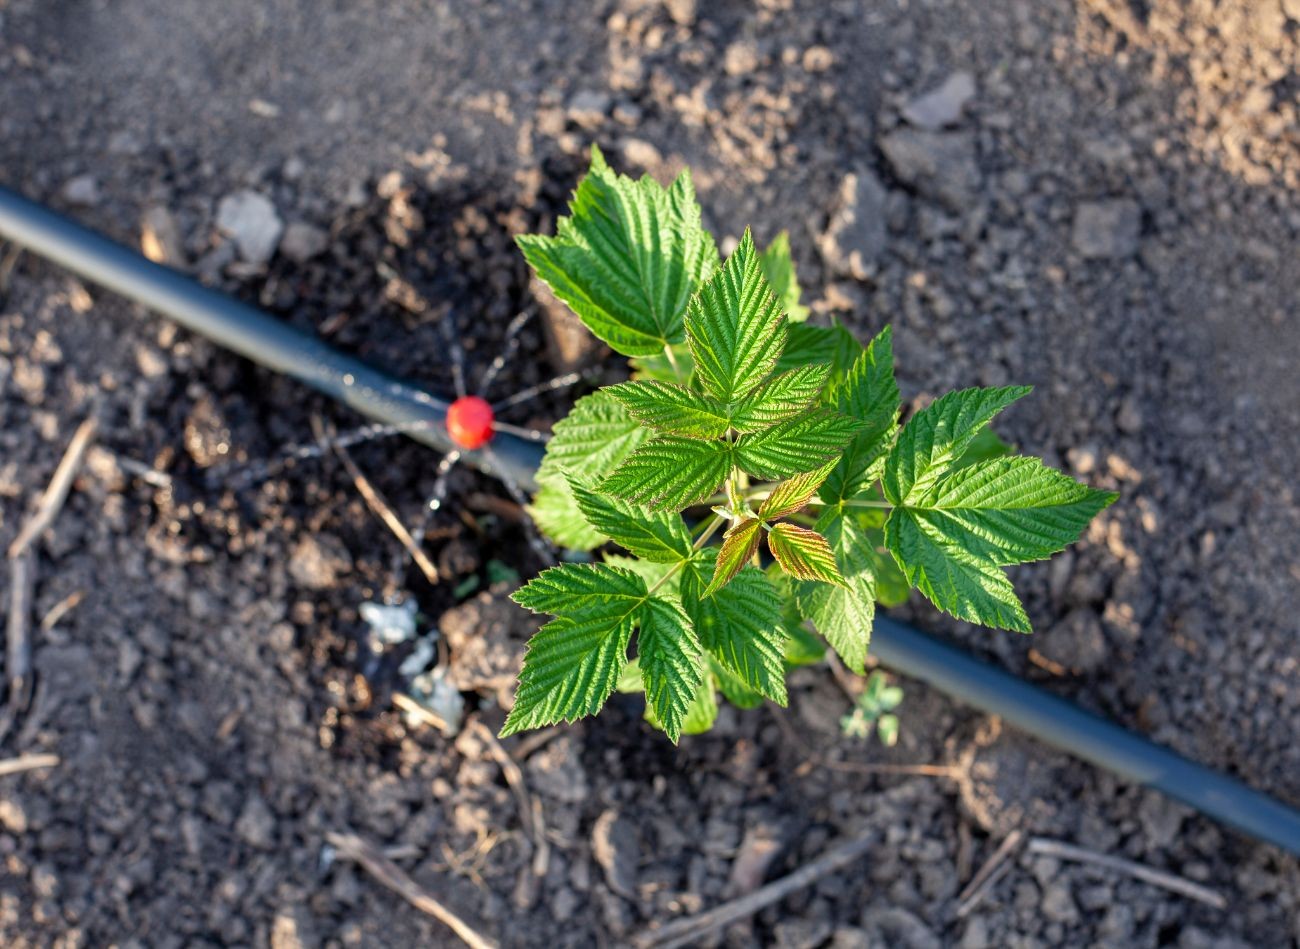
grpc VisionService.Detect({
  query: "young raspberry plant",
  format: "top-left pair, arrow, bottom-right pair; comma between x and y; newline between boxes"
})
503,146 -> 1117,742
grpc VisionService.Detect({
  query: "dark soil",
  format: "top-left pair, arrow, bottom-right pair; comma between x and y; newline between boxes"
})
1,1 -> 1298,946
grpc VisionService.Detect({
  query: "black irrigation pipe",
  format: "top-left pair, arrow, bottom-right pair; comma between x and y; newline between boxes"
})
2,184 -> 1298,860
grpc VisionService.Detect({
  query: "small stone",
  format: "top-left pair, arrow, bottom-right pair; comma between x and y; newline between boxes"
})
821,168 -> 888,278
526,736 -> 589,804
1041,880 -> 1079,924
1041,608 -> 1108,674
879,130 -> 981,212
61,174 -> 100,206
1116,396 -> 1143,434
859,907 -> 941,949
234,794 -> 275,849
140,206 -> 186,267
620,138 -> 662,170
288,535 -> 352,590
1071,199 -> 1141,259
901,71 -> 976,130
591,810 -> 638,899
802,46 -> 834,72
724,41 -> 760,76
567,90 -> 611,128
280,223 -> 328,263
216,189 -> 283,264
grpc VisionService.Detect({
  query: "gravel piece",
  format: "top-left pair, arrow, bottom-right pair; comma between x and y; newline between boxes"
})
821,168 -> 888,278
216,189 -> 284,264
591,810 -> 638,899
879,130 -> 981,212
279,222 -> 328,263
901,71 -> 976,130
61,174 -> 100,206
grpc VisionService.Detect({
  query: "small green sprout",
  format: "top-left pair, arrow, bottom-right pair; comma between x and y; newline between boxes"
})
841,671 -> 904,746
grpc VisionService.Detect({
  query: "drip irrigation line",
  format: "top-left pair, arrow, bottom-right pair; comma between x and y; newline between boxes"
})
1,184 -> 1297,859
0,186 -> 539,492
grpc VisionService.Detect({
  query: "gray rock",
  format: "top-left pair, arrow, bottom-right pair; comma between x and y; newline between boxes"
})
902,71 -> 976,130
1040,608 -> 1108,674
591,810 -> 638,899
821,168 -> 888,278
526,736 -> 589,804
234,794 -> 275,849
879,130 -> 981,212
62,174 -> 100,206
1041,880 -> 1079,924
567,90 -> 611,128
280,222 -> 329,263
1071,199 -> 1141,259
216,189 -> 283,264
859,907 -> 941,949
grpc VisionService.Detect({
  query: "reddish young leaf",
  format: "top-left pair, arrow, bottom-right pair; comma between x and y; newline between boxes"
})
703,517 -> 763,597
768,523 -> 846,586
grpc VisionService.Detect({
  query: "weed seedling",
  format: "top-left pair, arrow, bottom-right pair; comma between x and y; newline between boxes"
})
501,146 -> 1116,743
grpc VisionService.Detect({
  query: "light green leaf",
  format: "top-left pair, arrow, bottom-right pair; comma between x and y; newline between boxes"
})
682,559 -> 788,704
685,229 -> 787,403
735,409 -> 860,480
769,523 -> 846,586
902,456 -> 1117,566
502,613 -> 636,736
883,386 -> 1031,505
775,322 -> 862,374
759,231 -> 809,323
731,364 -> 831,431
606,380 -> 730,438
884,506 -> 1030,632
531,390 -> 651,550
709,658 -> 765,709
517,145 -> 718,356
629,343 -> 694,384
603,555 -> 680,596
759,460 -> 837,520
601,435 -> 733,510
702,517 -> 763,597
955,425 -> 1015,469
568,476 -> 693,563
637,596 -> 706,742
796,516 -> 876,673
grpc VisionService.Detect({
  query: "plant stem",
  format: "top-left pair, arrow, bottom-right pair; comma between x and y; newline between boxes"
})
663,344 -> 684,383
646,514 -> 724,597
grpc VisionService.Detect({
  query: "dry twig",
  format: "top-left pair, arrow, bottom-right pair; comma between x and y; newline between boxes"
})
1026,837 -> 1227,910
635,827 -> 875,949
393,691 -> 453,735
468,719 -> 549,876
315,416 -> 439,585
326,831 -> 497,949
0,752 -> 59,777
956,828 -> 1024,917
3,418 -> 97,743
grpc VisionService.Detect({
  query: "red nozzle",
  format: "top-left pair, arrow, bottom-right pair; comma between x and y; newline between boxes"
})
446,395 -> 495,450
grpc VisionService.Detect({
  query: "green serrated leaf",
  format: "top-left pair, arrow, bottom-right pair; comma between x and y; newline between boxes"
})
702,517 -> 763,596
710,657 -> 765,709
531,390 -> 651,550
884,506 -> 1030,632
637,596 -> 705,743
796,516 -> 876,673
517,145 -> 718,356
731,364 -> 831,431
568,475 -> 693,562
606,380 -> 730,438
759,460 -> 837,520
512,562 -> 646,616
883,385 -> 1032,505
769,523 -> 846,586
903,456 -> 1117,566
883,456 -> 1116,632
602,555 -> 681,596
502,613 -> 636,736
735,408 -> 861,480
682,559 -> 788,704
601,435 -> 733,510
759,231 -> 809,323
819,327 -> 901,503
685,229 -> 787,403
